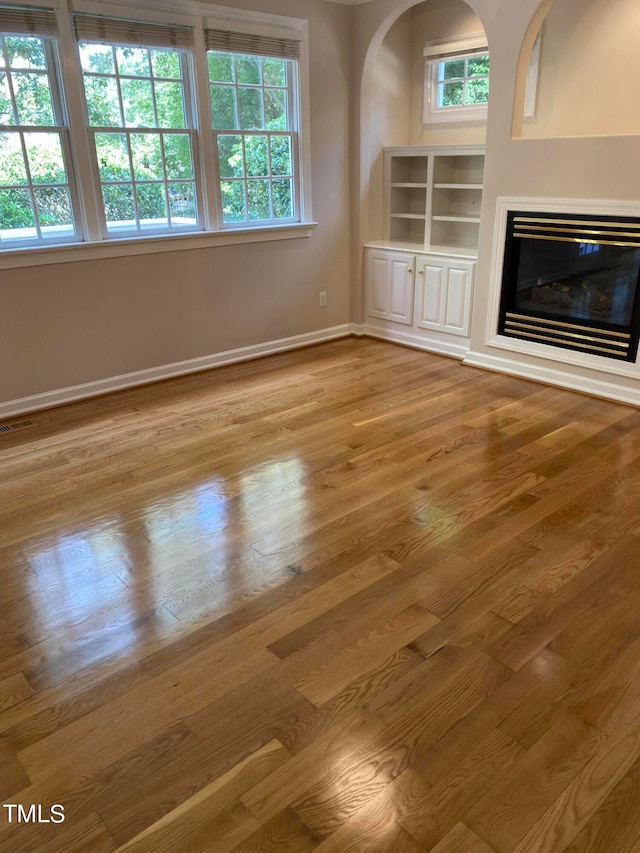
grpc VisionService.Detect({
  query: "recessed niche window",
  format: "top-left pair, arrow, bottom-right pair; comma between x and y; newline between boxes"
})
423,34 -> 489,124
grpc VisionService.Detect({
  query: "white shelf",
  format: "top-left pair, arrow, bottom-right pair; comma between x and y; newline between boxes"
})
433,215 -> 481,223
429,243 -> 478,258
383,145 -> 484,253
392,182 -> 429,189
434,183 -> 483,190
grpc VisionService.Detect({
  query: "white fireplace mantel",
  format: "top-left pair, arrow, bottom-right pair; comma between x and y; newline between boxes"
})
464,195 -> 640,406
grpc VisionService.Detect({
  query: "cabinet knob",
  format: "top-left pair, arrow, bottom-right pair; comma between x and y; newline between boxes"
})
408,269 -> 412,273
418,269 -> 424,275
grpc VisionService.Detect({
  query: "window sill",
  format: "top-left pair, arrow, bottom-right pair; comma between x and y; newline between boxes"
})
0,222 -> 318,270
423,107 -> 488,125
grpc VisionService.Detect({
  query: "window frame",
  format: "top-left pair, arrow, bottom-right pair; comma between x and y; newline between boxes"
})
208,48 -> 301,229
423,34 -> 489,125
0,27 -> 84,247
77,39 -> 203,238
0,0 -> 314,264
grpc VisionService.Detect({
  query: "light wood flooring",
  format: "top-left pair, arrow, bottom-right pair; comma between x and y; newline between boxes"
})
1,337 -> 640,852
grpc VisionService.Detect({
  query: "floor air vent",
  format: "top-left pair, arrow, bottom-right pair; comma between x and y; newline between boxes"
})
0,419 -> 35,434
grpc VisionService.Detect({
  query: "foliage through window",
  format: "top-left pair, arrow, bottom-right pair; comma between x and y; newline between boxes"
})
436,52 -> 489,109
79,39 -> 198,235
423,43 -> 490,123
0,31 -> 76,244
0,6 -> 307,250
208,50 -> 298,226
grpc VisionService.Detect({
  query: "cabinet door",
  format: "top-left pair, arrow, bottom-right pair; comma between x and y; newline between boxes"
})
443,261 -> 474,336
415,260 -> 444,330
414,256 -> 475,337
366,250 -> 414,326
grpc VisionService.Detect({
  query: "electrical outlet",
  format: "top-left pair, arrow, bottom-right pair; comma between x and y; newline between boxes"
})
319,291 -> 327,307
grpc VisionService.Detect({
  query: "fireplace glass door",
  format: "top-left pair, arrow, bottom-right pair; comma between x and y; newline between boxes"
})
499,211 -> 640,361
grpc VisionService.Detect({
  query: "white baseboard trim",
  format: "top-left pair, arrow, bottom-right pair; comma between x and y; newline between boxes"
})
463,349 -> 640,407
1,324 -> 354,419
363,324 -> 469,360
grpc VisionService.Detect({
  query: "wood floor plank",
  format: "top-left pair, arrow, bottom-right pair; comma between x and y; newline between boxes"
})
397,728 -> 524,848
285,654 -> 510,835
560,757 -> 640,853
293,602 -> 439,706
17,645 -> 279,783
1,339 -> 640,850
113,740 -> 290,853
511,712 -> 640,853
465,712 -> 605,852
310,769 -> 431,853
0,672 -> 34,712
428,821 -> 497,853
279,648 -> 423,756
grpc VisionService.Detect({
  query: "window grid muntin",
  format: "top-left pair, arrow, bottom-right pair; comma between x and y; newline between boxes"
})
92,126 -> 199,233
208,52 -> 292,132
0,33 -> 78,244
79,44 -> 191,130
216,129 -> 296,224
436,51 -> 489,109
80,42 -> 200,235
0,14 -> 308,251
209,52 -> 299,227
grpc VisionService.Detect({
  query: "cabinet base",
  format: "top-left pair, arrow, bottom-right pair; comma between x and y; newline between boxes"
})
363,324 -> 470,360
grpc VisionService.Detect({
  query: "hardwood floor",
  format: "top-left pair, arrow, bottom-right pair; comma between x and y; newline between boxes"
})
1,337 -> 640,851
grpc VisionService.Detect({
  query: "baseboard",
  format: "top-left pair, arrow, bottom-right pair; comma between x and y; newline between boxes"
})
463,349 -> 640,407
363,324 -> 469,360
0,324 -> 355,419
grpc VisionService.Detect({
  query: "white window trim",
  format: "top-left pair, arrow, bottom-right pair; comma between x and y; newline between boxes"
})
0,221 -> 315,268
0,0 -> 314,266
423,33 -> 489,124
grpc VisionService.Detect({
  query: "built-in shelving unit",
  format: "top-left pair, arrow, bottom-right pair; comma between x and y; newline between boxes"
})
364,145 -> 484,357
388,154 -> 429,245
382,145 -> 485,256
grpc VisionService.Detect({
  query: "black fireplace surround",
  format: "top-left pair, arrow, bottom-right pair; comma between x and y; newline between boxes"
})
498,211 -> 640,362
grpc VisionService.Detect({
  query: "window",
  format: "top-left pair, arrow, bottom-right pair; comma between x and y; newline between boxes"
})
0,9 -> 78,245
0,3 -> 310,258
206,30 -> 300,227
435,52 -> 489,110
423,34 -> 489,124
76,16 -> 199,236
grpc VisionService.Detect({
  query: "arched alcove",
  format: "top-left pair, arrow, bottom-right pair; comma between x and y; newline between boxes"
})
515,0 -> 640,138
365,0 -> 489,241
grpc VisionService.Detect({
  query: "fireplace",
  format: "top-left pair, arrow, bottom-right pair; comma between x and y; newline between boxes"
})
498,211 -> 640,361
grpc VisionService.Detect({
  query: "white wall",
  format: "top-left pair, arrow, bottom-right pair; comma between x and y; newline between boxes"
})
354,0 -> 640,401
1,0 -> 352,409
367,13 -> 413,242
521,0 -> 640,138
7,0 -> 640,410
409,0 -> 487,146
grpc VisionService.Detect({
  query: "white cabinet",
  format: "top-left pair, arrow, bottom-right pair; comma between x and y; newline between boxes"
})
366,144 -> 481,357
366,250 -> 414,326
414,256 -> 475,337
364,247 -> 475,353
383,145 -> 484,256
